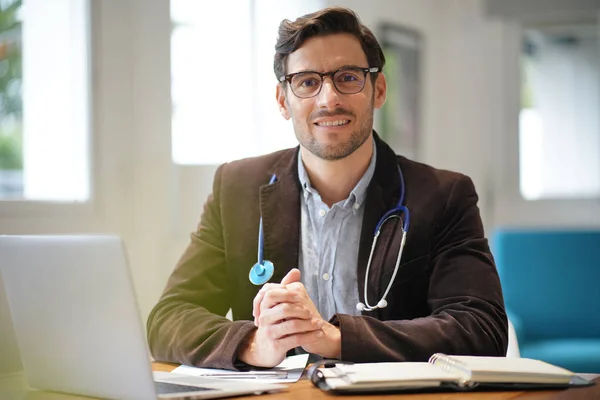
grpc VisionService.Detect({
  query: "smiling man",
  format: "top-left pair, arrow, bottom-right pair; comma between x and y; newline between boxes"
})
147,7 -> 508,369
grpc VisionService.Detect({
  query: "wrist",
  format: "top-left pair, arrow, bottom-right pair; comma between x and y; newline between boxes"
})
323,323 -> 341,359
236,328 -> 257,365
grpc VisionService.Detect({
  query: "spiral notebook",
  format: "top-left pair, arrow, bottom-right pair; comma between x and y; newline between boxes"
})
309,354 -> 594,394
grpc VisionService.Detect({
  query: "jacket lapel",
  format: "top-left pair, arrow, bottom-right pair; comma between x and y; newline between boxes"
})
259,148 -> 302,284
357,133 -> 402,318
257,134 -> 401,307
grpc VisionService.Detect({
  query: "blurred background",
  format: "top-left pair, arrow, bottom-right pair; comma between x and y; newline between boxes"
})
1,0 -> 599,374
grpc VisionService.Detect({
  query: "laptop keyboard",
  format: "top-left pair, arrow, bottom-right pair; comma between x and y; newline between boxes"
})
155,381 -> 215,394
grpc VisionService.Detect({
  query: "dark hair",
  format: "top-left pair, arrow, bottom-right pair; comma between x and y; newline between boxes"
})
274,7 -> 385,82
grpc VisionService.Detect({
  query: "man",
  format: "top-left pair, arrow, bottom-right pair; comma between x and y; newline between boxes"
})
147,7 -> 508,370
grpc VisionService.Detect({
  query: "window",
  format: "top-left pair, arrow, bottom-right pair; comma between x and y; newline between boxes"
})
0,0 -> 22,198
0,0 -> 90,202
519,22 -> 599,200
170,0 -> 324,165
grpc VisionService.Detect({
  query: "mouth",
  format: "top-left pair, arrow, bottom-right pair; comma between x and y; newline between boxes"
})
313,119 -> 351,127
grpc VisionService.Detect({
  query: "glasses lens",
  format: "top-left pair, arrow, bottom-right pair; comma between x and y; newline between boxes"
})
290,72 -> 322,98
334,68 -> 366,94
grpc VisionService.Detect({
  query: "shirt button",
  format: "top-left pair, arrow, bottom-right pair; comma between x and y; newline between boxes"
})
353,203 -> 360,210
318,209 -> 326,217
322,273 -> 330,281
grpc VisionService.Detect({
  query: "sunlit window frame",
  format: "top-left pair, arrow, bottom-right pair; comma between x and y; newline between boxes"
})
0,0 -> 94,217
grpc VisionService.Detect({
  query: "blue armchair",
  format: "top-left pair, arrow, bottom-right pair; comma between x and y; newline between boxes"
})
492,229 -> 600,373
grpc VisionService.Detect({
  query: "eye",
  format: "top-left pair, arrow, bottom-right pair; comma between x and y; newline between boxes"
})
297,77 -> 320,87
336,68 -> 365,85
338,73 -> 359,82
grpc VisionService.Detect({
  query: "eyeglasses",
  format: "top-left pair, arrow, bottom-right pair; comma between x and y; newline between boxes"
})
278,67 -> 380,98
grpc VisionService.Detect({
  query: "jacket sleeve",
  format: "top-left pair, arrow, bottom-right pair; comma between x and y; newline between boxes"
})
146,164 -> 255,370
331,175 -> 508,362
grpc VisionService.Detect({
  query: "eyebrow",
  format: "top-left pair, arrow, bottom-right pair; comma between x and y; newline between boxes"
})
290,64 -> 366,74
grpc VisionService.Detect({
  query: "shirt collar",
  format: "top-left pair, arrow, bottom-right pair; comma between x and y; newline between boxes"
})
297,138 -> 377,209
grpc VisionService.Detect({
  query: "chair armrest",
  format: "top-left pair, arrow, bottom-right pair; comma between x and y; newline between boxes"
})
506,309 -> 524,357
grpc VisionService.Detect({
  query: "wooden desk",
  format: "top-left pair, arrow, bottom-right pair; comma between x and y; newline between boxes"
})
1,364 -> 597,399
154,362 -> 600,400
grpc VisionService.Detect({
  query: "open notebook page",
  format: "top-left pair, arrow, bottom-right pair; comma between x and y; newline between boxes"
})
446,356 -> 574,384
335,362 -> 460,384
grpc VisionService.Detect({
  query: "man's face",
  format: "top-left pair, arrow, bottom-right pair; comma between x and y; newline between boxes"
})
276,33 -> 387,160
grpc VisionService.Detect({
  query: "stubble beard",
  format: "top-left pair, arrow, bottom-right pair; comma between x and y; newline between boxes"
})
296,103 -> 374,161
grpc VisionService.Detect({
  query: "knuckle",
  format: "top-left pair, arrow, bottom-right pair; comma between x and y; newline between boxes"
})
261,294 -> 272,306
258,313 -> 268,326
263,283 -> 279,292
287,282 -> 303,291
287,319 -> 302,331
263,291 -> 275,302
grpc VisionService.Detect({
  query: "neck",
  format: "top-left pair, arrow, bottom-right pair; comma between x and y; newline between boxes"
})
301,136 -> 374,207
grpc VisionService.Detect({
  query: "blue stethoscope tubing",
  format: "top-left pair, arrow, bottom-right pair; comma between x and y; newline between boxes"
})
249,165 -> 410,313
249,174 -> 278,285
357,165 -> 410,311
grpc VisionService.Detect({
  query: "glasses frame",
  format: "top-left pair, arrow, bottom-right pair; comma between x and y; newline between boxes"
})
278,66 -> 381,98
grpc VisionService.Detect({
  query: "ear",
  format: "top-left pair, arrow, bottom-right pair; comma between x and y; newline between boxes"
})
373,72 -> 387,109
276,84 -> 291,120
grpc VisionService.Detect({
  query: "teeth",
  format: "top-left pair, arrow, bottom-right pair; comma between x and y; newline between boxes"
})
316,120 -> 349,127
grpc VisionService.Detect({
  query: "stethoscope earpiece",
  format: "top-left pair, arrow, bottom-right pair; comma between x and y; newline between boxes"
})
355,299 -> 389,312
377,299 -> 388,308
249,260 -> 275,285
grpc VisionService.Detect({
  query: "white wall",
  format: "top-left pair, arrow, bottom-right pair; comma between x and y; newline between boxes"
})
0,276 -> 22,374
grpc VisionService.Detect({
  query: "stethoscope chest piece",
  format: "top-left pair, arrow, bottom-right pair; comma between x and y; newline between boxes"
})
249,260 -> 274,285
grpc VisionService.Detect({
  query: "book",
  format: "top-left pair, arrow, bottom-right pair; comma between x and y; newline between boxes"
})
308,354 -> 594,394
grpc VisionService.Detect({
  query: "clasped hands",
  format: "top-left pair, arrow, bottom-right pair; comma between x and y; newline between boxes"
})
237,268 -> 341,367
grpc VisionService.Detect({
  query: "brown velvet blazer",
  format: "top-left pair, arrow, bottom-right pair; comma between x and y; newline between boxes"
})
147,134 -> 508,369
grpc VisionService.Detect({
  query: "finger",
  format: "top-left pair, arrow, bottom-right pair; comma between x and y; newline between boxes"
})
253,292 -> 264,323
278,282 -> 323,320
280,268 -> 301,286
253,283 -> 283,322
260,282 -> 281,293
253,271 -> 302,324
259,302 -> 312,326
254,271 -> 301,322
284,281 -> 306,293
267,318 -> 323,340
260,288 -> 301,311
274,329 -> 325,352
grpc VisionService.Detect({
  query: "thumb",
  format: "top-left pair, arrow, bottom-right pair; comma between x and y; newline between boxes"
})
280,268 -> 301,286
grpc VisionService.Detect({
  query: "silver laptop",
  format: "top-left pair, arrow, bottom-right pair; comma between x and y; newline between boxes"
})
0,235 -> 286,400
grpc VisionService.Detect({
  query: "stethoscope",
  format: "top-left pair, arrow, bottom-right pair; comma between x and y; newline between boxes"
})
249,173 -> 278,286
249,166 -> 410,313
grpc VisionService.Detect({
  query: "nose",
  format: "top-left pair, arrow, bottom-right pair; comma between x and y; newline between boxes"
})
315,76 -> 341,109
